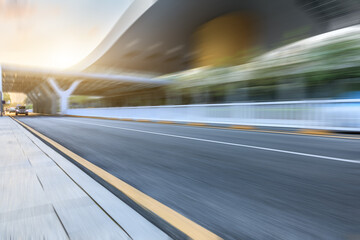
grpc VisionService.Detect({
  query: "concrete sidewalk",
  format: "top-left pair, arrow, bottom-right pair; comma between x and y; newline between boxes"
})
0,116 -> 170,240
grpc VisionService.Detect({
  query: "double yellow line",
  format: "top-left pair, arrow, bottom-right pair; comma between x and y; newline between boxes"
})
12,117 -> 222,240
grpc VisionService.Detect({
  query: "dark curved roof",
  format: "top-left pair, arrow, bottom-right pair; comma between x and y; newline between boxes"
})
83,0 -> 358,75
83,0 -> 311,74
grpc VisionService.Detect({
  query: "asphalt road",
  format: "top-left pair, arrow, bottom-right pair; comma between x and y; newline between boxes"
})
15,116 -> 360,240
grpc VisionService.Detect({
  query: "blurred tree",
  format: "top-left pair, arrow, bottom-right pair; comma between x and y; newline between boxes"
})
163,27 -> 360,100
3,93 -> 11,103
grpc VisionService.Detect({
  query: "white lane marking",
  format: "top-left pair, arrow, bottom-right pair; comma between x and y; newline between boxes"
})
54,118 -> 360,164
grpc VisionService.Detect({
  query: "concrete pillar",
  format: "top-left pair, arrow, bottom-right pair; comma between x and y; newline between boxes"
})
40,83 -> 57,114
27,93 -> 36,111
36,87 -> 52,114
31,88 -> 42,113
33,88 -> 46,113
30,88 -> 48,114
30,92 -> 37,113
48,78 -> 81,114
28,91 -> 39,113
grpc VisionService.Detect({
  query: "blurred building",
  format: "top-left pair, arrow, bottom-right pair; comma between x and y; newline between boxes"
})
71,0 -> 359,107
2,0 -> 359,111
76,0 -> 360,75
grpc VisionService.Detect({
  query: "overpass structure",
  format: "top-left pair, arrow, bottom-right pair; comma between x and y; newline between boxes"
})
1,0 -> 359,114
0,65 -> 167,114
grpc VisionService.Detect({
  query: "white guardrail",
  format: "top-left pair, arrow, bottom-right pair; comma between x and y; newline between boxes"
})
65,99 -> 360,131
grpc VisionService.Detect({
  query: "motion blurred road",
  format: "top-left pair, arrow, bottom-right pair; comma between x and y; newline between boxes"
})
15,116 -> 360,240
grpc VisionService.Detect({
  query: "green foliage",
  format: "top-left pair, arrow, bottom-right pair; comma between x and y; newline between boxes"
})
164,28 -> 360,98
3,93 -> 10,102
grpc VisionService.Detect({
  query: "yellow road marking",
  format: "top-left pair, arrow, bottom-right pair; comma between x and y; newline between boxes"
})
187,122 -> 207,126
157,121 -> 174,124
230,125 -> 255,130
136,119 -> 151,122
298,129 -> 331,135
171,124 -> 360,140
197,126 -> 360,140
12,117 -> 222,240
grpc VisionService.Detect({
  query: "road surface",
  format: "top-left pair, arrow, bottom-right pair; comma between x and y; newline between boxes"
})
15,116 -> 360,240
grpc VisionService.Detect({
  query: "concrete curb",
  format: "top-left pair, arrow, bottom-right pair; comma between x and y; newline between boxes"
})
11,116 -> 172,240
12,116 -> 222,240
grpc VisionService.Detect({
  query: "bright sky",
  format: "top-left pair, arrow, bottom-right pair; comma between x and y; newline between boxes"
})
0,0 -> 133,70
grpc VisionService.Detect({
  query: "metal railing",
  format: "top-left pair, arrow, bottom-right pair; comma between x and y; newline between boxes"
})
65,99 -> 360,131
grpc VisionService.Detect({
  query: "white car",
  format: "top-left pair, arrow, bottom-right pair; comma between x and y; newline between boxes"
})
15,106 -> 29,115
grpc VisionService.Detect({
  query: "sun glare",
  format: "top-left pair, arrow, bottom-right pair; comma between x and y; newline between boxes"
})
48,50 -> 83,70
0,0 -> 134,70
